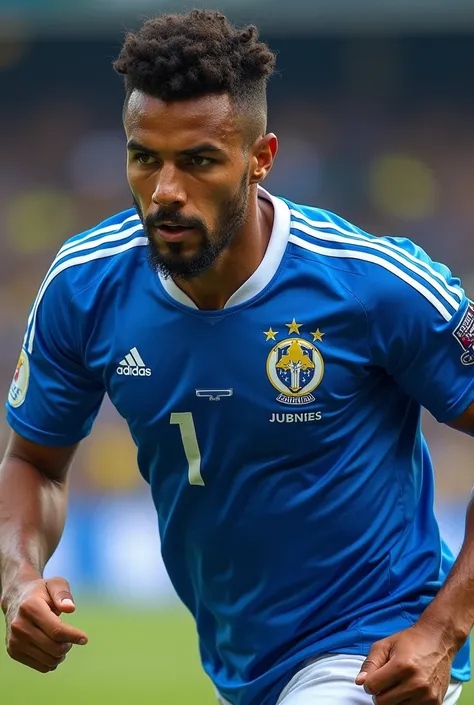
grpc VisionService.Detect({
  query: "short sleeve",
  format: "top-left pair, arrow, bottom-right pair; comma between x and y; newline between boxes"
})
6,272 -> 105,446
366,243 -> 474,423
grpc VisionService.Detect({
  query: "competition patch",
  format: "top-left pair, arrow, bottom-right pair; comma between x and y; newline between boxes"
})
8,349 -> 30,407
453,302 -> 474,365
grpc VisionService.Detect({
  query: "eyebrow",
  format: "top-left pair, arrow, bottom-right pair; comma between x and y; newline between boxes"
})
126,140 -> 224,156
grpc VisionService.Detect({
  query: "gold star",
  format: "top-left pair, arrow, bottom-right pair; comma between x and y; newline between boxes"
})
311,328 -> 325,342
285,318 -> 303,335
264,328 -> 278,341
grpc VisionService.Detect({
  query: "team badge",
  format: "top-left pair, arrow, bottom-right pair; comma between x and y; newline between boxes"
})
453,302 -> 474,365
264,319 -> 325,405
8,348 -> 30,408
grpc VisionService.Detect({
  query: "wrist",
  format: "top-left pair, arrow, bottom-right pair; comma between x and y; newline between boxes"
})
418,608 -> 471,654
0,564 -> 42,613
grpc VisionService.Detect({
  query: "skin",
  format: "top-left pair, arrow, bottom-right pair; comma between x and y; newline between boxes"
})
0,438 -> 86,672
125,90 -> 277,310
0,91 -> 473,702
355,403 -> 474,704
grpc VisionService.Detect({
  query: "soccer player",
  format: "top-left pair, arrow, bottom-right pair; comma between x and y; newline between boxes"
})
1,9 -> 473,705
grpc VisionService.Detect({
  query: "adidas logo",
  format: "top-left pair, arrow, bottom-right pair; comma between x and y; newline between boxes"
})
117,347 -> 152,377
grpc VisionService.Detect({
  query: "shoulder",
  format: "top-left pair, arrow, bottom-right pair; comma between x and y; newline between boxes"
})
287,199 -> 427,274
24,209 -> 147,352
39,208 -> 146,299
57,208 -> 145,286
284,199 -> 463,322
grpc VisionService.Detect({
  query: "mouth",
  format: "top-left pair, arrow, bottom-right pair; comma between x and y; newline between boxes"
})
153,224 -> 197,243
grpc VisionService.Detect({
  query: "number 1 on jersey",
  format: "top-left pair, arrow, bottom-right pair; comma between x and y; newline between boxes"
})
170,412 -> 205,486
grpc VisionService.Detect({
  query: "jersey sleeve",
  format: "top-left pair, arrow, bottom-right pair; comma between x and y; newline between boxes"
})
6,271 -> 105,446
365,239 -> 474,423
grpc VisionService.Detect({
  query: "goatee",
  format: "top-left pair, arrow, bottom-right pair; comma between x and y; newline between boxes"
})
132,176 -> 249,281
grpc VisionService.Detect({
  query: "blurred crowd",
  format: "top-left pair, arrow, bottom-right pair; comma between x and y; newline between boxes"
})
0,33 -> 473,500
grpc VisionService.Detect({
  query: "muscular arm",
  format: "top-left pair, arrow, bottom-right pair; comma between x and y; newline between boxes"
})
0,431 -> 77,608
417,400 -> 474,648
357,401 -> 474,700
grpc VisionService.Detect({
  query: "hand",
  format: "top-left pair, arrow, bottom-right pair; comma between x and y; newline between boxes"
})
2,576 -> 88,673
355,622 -> 455,704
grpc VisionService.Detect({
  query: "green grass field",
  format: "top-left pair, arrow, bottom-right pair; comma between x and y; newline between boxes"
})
1,606 -> 213,705
1,605 -> 473,704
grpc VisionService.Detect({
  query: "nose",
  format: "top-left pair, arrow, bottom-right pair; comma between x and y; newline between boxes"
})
152,164 -> 187,208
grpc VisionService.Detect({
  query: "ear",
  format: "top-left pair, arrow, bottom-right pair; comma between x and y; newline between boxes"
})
249,134 -> 278,185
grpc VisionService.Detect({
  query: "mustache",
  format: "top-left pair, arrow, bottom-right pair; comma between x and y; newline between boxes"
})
145,211 -> 205,230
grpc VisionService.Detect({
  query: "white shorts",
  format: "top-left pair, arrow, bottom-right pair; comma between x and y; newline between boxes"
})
217,654 -> 463,705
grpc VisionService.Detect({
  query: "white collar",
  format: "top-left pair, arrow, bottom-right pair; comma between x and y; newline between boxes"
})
157,186 -> 290,310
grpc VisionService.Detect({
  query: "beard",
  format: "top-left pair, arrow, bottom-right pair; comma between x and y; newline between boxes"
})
132,175 -> 249,281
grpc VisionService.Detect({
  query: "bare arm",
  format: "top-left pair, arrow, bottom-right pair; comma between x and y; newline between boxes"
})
417,400 -> 474,646
0,431 -> 88,672
0,431 -> 77,605
357,400 -> 474,701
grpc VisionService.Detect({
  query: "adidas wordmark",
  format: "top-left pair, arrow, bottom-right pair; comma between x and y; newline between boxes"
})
117,347 -> 152,377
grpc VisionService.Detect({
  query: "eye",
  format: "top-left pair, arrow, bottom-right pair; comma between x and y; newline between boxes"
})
133,153 -> 156,165
188,155 -> 213,167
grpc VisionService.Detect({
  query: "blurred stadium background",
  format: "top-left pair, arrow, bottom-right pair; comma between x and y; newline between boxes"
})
1,0 -> 474,702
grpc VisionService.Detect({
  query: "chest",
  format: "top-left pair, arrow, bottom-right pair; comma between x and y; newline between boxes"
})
88,289 -> 372,445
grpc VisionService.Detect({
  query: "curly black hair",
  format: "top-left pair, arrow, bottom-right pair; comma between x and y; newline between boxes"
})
114,9 -> 276,140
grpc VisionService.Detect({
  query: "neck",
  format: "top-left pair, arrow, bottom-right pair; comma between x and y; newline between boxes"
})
172,187 -> 274,310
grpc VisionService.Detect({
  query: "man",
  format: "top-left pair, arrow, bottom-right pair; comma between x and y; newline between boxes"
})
1,9 -> 473,705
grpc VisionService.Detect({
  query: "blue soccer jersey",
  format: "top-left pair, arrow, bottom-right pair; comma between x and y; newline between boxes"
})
6,188 -> 474,705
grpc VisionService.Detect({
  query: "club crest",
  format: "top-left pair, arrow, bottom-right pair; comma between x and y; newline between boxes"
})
264,320 -> 325,405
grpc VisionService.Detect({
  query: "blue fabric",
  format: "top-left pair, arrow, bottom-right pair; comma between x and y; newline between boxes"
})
6,199 -> 473,705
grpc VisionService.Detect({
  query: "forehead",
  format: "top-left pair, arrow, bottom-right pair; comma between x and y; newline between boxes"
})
124,90 -> 242,150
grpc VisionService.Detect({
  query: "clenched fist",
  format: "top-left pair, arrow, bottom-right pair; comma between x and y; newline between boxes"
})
2,576 -> 88,673
355,621 -> 455,704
